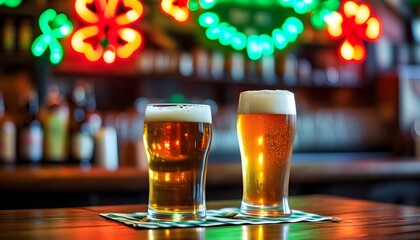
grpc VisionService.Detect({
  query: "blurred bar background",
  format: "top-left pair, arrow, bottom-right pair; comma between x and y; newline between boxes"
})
1,0 -> 420,209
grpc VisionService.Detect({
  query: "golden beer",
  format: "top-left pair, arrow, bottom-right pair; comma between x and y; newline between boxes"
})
237,90 -> 296,217
143,104 -> 212,221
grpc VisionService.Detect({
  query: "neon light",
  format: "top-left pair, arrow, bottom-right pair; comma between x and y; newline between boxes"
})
278,0 -> 317,14
31,9 -> 73,65
247,35 -> 261,61
366,17 -> 381,39
309,0 -> 340,29
326,0 -> 382,62
161,0 -> 218,22
189,0 -> 216,10
231,32 -> 246,51
103,46 -> 116,64
272,29 -> 288,50
277,0 -> 341,29
325,11 -> 343,38
201,17 -> 303,60
194,0 -> 305,60
75,0 -> 98,23
0,0 -> 22,8
117,28 -> 142,58
278,0 -> 341,29
161,0 -> 190,22
71,26 -> 102,61
72,0 -> 144,63
198,12 -> 219,28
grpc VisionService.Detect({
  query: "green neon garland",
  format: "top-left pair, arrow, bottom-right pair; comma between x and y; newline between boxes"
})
0,0 -> 22,8
191,0 -> 339,60
191,0 -> 306,60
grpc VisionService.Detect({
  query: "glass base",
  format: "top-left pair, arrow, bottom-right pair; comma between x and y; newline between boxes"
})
147,207 -> 206,222
240,199 -> 292,217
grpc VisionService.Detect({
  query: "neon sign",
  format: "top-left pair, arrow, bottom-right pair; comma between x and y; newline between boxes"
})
161,0 -> 190,23
0,0 -> 22,8
71,0 -> 144,63
31,9 -> 73,64
326,0 -> 381,62
193,0 -> 305,60
309,0 -> 340,29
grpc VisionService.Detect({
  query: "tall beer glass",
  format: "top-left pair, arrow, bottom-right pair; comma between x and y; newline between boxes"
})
237,90 -> 296,217
143,104 -> 212,221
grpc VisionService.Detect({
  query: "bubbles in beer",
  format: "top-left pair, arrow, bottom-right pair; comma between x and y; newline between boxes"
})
237,113 -> 296,206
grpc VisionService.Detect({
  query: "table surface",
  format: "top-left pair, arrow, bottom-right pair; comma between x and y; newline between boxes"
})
1,194 -> 420,240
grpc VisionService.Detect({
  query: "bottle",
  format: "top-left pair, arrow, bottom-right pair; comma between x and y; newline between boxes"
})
69,81 -> 95,164
18,19 -> 33,54
39,84 -> 69,163
17,90 -> 43,163
0,92 -> 16,163
3,19 -> 15,53
84,81 -> 102,135
95,126 -> 118,170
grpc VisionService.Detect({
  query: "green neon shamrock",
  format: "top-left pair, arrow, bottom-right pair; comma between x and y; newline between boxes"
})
31,9 -> 73,64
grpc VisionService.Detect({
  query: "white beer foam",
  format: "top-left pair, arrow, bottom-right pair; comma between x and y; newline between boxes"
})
145,104 -> 212,123
238,90 -> 296,115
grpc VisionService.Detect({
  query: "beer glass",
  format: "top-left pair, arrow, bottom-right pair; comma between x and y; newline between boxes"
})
237,90 -> 296,217
143,104 -> 212,221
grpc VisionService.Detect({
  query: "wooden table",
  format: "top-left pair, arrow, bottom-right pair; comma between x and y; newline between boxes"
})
1,195 -> 420,239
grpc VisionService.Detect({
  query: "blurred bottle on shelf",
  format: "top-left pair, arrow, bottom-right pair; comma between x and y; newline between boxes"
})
0,92 -> 16,163
111,97 -> 148,169
18,19 -> 33,54
84,81 -> 102,134
230,53 -> 245,82
17,90 -> 43,163
3,19 -> 16,53
210,51 -> 225,80
69,81 -> 95,164
133,97 -> 148,170
95,126 -> 118,170
193,48 -> 209,79
39,84 -> 69,163
179,52 -> 194,77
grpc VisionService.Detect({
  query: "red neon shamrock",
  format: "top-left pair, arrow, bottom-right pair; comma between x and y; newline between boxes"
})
71,0 -> 144,63
161,0 -> 190,22
326,0 -> 381,62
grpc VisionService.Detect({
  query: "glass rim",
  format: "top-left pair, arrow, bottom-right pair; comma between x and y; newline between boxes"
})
240,89 -> 294,96
144,103 -> 212,123
145,103 -> 211,108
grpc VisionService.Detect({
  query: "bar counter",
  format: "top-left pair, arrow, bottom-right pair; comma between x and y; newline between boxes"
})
1,194 -> 419,239
1,157 -> 419,192
2,155 -> 420,209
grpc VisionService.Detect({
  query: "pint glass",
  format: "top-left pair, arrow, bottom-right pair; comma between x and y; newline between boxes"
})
237,90 -> 296,217
143,104 -> 212,221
